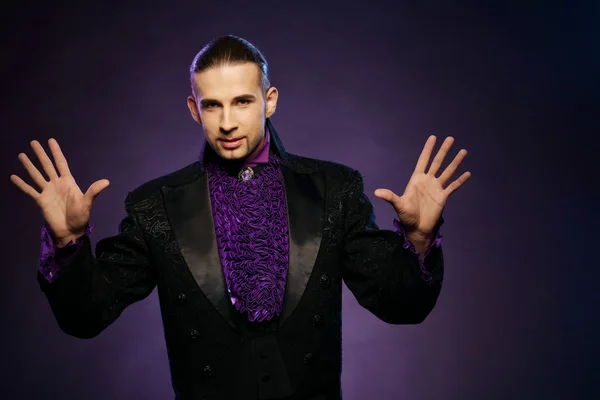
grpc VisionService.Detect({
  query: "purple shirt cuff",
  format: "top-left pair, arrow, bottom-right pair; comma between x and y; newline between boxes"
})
393,218 -> 443,283
39,223 -> 94,282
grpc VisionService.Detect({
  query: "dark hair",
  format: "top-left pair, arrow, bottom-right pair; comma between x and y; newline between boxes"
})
189,35 -> 270,93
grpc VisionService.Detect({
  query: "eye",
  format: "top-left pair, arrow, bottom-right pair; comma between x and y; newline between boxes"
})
237,99 -> 251,105
202,102 -> 218,109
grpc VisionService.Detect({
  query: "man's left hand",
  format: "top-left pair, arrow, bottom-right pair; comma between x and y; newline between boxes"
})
374,135 -> 471,248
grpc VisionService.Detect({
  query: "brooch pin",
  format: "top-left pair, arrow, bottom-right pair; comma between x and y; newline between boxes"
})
238,167 -> 255,181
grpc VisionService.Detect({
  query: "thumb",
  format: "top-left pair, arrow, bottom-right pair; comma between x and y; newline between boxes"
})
84,179 -> 110,203
374,188 -> 397,204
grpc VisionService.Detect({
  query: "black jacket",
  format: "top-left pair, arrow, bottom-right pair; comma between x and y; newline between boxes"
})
38,120 -> 444,400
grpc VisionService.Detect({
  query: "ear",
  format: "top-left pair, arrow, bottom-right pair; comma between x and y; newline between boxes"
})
187,95 -> 201,124
264,87 -> 279,118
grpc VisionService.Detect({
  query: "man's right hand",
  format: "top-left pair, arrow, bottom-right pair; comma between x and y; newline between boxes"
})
10,139 -> 110,247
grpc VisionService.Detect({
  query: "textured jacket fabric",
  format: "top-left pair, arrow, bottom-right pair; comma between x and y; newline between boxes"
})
38,120 -> 444,400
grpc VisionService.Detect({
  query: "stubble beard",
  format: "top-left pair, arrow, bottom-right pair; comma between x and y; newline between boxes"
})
214,133 -> 263,164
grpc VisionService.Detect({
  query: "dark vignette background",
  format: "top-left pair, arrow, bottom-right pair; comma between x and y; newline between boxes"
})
1,1 -> 598,399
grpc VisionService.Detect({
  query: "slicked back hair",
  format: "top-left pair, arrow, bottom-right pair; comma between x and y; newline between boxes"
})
189,35 -> 270,95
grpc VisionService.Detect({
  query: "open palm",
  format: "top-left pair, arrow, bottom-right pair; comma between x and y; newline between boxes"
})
375,135 -> 471,237
10,139 -> 110,244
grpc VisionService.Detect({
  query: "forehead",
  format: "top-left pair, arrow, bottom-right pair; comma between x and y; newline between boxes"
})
193,63 -> 262,99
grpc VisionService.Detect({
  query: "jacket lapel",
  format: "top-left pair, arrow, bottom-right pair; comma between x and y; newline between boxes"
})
162,173 -> 238,331
162,118 -> 324,331
278,164 -> 325,328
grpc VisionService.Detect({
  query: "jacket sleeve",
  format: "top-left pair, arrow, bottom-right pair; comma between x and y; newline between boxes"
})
37,192 -> 157,338
341,170 -> 444,324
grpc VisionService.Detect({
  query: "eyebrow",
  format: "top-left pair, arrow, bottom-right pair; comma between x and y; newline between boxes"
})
199,94 -> 257,107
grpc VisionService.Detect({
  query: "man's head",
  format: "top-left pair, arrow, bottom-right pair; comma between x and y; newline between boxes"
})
187,35 -> 278,162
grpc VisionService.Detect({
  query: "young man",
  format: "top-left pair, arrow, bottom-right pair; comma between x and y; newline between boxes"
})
10,35 -> 470,400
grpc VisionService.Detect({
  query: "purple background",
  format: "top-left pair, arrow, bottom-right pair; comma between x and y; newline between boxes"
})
1,1 -> 598,399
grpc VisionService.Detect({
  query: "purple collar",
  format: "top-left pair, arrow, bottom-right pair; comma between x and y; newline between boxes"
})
244,127 -> 270,167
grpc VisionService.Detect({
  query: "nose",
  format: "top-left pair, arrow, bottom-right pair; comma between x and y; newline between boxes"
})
219,108 -> 237,134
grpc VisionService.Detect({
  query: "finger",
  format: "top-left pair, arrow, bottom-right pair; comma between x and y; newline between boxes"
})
444,171 -> 472,197
10,174 -> 40,199
438,149 -> 468,187
84,179 -> 110,202
30,140 -> 59,180
414,135 -> 436,174
374,188 -> 399,204
18,152 -> 48,189
427,136 -> 454,176
48,138 -> 71,177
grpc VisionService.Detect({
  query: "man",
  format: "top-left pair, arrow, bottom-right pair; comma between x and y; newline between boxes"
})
10,35 -> 470,400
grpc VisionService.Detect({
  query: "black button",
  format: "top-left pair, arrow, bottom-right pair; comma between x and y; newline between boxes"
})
202,365 -> 212,377
177,293 -> 187,304
189,329 -> 199,340
259,351 -> 269,360
304,352 -> 314,365
260,374 -> 270,382
312,314 -> 323,328
319,274 -> 331,289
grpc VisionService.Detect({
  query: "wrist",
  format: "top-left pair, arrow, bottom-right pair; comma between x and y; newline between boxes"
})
405,231 -> 433,251
55,232 -> 85,248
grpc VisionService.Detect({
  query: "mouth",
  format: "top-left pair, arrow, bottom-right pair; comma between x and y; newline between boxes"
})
219,137 -> 244,150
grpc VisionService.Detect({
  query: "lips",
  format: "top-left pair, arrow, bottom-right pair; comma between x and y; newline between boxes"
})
220,138 -> 243,150
221,138 -> 243,142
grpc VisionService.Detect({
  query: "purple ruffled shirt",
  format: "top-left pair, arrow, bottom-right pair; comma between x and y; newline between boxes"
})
39,129 -> 442,320
207,151 -> 289,322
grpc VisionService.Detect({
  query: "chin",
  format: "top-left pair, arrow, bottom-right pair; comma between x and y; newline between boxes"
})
215,145 -> 248,161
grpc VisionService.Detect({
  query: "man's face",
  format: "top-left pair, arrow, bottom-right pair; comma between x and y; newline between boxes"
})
187,63 -> 278,162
